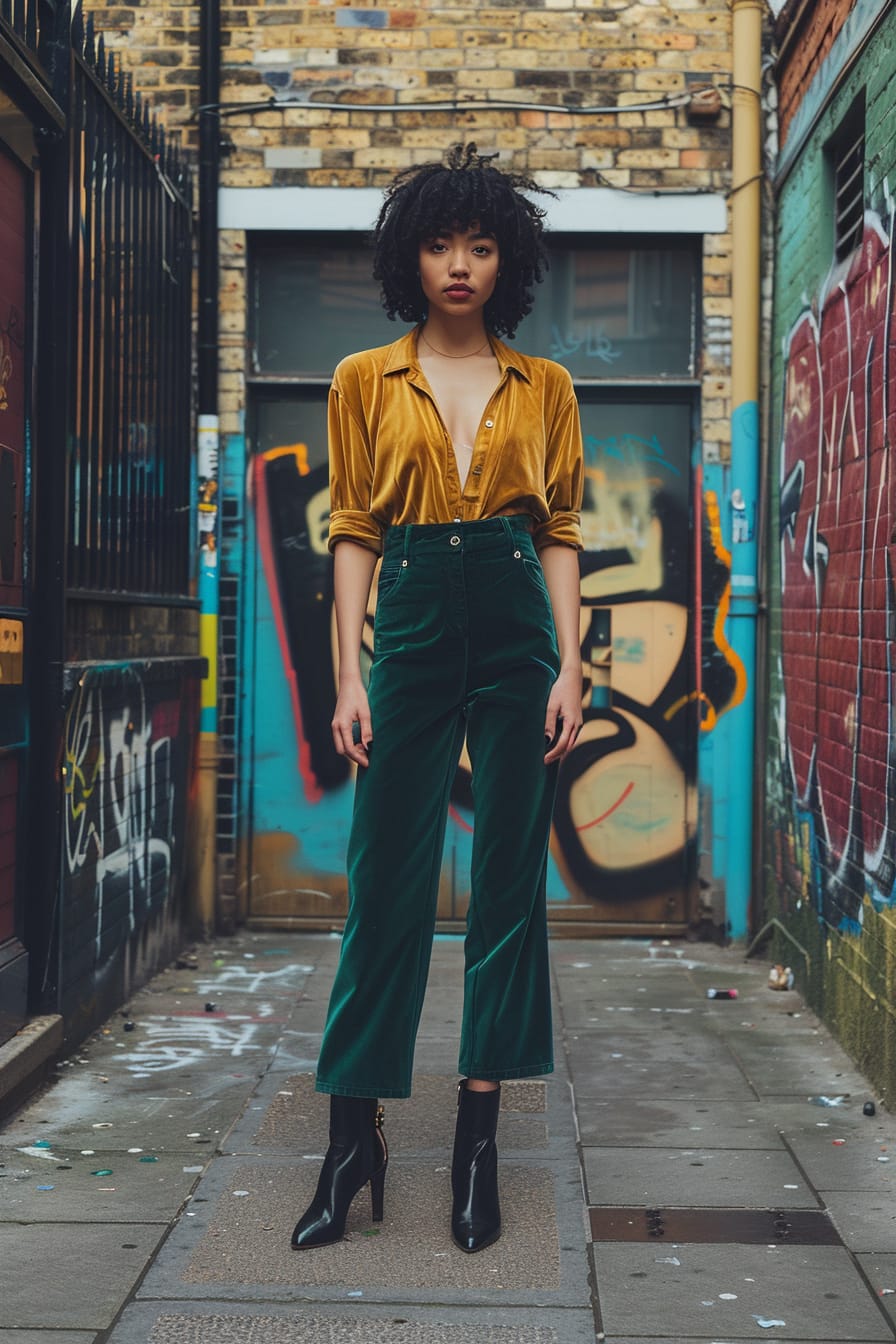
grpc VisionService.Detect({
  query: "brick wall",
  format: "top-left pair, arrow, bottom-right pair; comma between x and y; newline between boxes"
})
775,0 -> 860,145
767,1 -> 896,1105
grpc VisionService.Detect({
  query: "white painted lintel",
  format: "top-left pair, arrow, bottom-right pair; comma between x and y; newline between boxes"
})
219,186 -> 728,235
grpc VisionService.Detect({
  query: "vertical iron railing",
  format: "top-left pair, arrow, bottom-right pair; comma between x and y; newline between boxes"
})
0,0 -> 40,53
66,6 -> 193,597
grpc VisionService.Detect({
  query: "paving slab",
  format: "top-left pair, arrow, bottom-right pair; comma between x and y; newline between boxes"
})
0,1145 -> 198,1221
856,1255 -> 896,1331
182,1161 -> 562,1291
781,1133 -> 895,1192
3,1069 -> 256,1154
820,1191 -> 896,1253
591,1242 -> 894,1340
0,1222 -> 165,1330
108,1300 -> 596,1344
136,1151 -> 590,1309
568,1045 -> 756,1102
583,1145 -> 818,1209
725,1036 -> 870,1097
575,1097 -> 784,1149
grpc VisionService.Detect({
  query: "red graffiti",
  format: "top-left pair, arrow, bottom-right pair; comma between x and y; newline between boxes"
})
780,212 -> 896,915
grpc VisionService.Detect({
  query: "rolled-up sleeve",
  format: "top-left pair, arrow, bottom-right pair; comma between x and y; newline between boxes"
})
327,378 -> 384,555
533,387 -> 584,552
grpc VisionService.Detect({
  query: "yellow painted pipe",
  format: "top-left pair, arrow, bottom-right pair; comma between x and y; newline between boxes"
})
731,0 -> 763,412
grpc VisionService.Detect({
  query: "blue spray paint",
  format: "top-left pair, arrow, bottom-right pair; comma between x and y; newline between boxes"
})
726,399 -> 760,938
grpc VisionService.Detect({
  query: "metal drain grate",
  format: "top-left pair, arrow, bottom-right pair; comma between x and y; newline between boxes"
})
588,1207 -> 842,1245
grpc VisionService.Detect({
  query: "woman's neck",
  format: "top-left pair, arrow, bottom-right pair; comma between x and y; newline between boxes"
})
420,315 -> 490,358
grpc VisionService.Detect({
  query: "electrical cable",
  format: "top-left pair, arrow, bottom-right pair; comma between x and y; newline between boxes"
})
193,91 -> 696,120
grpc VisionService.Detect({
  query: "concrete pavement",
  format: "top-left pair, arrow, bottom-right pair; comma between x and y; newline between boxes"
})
1,932 -> 895,1343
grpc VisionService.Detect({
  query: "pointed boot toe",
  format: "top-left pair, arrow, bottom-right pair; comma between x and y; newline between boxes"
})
291,1097 -> 387,1250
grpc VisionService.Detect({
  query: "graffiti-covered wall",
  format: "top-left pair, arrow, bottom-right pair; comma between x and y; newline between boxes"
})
766,2 -> 896,1105
60,663 -> 201,1044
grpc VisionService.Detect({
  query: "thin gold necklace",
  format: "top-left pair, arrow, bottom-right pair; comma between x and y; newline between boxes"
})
420,331 -> 491,360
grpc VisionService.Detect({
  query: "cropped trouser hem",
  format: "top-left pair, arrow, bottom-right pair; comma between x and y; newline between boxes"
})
459,1061 -> 554,1083
315,1061 -> 555,1099
315,1079 -> 412,1100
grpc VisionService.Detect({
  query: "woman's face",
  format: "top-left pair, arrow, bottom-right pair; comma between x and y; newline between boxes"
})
417,225 -> 500,322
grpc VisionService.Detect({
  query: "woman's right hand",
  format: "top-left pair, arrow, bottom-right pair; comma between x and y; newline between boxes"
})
332,676 -> 373,767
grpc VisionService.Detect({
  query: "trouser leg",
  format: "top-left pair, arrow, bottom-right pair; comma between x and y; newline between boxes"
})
458,685 -> 558,1081
458,542 -> 561,1081
316,576 -> 466,1098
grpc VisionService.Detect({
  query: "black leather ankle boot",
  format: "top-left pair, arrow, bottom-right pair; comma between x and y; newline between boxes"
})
291,1095 -> 387,1248
451,1080 -> 501,1253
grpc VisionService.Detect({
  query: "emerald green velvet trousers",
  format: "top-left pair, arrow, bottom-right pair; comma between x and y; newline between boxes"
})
316,517 -> 561,1098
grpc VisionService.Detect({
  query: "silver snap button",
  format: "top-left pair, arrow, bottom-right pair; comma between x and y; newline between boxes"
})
401,559 -> 408,567
450,536 -> 461,546
513,549 -> 521,559
485,419 -> 494,428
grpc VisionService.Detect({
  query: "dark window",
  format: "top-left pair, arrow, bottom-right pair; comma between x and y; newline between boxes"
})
827,93 -> 865,263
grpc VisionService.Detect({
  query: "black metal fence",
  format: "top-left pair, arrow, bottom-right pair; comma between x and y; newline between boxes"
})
0,0 -> 42,54
66,7 -> 194,596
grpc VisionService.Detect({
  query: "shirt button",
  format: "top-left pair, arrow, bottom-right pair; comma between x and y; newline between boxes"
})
485,419 -> 494,428
471,465 -> 482,476
450,536 -> 461,546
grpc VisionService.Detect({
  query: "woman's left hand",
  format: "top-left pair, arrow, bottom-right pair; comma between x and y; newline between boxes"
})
544,665 -> 583,764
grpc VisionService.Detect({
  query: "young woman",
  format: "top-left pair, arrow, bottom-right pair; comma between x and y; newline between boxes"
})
291,142 -> 584,1254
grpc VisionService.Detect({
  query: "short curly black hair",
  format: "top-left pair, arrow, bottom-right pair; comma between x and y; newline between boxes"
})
372,143 -> 554,339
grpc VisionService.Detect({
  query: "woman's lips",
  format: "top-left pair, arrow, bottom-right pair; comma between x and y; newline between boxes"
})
444,285 -> 473,297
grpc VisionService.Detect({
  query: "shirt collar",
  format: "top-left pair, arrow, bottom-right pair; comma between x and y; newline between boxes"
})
382,327 -> 532,384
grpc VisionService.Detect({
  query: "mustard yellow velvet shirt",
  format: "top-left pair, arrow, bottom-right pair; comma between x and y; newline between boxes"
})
327,328 -> 584,556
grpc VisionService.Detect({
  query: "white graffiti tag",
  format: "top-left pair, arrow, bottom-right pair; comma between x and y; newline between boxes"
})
193,964 -> 312,996
118,1017 -> 261,1077
64,673 -> 176,961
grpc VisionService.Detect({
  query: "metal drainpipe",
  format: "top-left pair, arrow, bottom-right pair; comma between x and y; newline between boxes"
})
726,0 -> 763,940
195,0 -> 221,938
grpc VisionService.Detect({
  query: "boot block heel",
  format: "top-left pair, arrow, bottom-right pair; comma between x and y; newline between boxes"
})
370,1164 -> 385,1222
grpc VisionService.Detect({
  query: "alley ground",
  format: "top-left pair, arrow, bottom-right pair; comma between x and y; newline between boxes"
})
1,933 -> 895,1344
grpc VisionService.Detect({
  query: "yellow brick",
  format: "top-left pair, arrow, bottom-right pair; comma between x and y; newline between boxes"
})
616,148 -> 678,167
634,72 -> 686,91
284,108 -> 350,127
305,169 -> 371,187
425,28 -> 461,48
353,147 -> 413,168
456,69 -> 515,88
220,168 -> 273,187
496,47 -> 588,69
308,128 -> 372,149
657,50 -> 730,71
514,30 -> 577,49
219,345 -> 245,372
589,49 -> 655,69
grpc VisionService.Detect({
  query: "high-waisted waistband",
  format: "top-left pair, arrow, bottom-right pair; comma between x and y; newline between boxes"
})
383,516 -> 536,560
